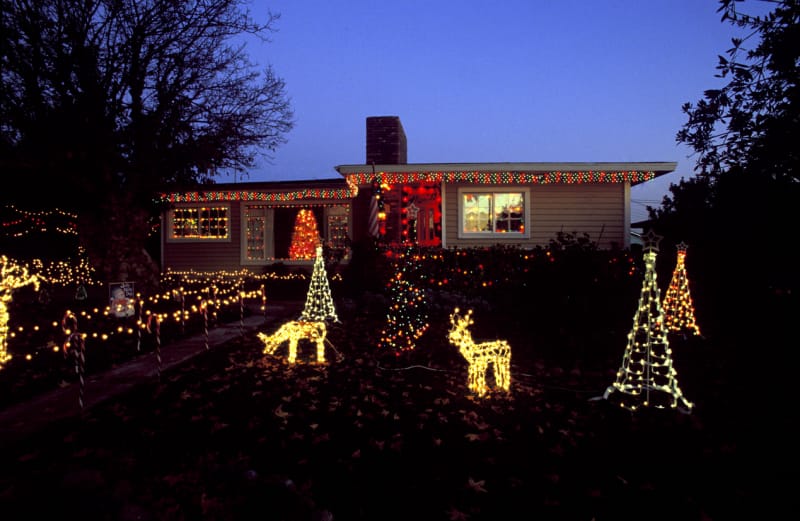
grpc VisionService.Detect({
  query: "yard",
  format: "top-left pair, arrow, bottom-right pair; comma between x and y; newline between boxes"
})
0,241 -> 795,520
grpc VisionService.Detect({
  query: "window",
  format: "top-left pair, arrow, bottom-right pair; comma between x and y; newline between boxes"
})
459,189 -> 528,237
244,205 -> 268,260
169,206 -> 229,240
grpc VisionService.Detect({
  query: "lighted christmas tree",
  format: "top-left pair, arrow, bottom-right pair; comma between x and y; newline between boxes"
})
378,251 -> 429,355
603,230 -> 693,412
662,242 -> 702,336
1,256 -> 40,368
299,245 -> 339,322
288,209 -> 321,260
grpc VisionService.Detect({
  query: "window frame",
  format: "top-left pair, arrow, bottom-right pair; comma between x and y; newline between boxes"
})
166,204 -> 231,242
457,187 -> 530,239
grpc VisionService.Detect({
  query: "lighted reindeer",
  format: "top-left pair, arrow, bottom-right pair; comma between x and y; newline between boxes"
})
448,308 -> 511,397
258,320 -> 327,364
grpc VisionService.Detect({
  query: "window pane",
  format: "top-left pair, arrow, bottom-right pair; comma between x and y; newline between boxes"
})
245,206 -> 267,260
493,193 -> 524,233
463,193 -> 493,232
170,206 -> 228,239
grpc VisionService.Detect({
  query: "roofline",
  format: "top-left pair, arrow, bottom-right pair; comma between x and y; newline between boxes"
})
335,161 -> 677,176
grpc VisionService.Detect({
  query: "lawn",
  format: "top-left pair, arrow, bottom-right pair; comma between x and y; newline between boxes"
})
0,296 -> 784,521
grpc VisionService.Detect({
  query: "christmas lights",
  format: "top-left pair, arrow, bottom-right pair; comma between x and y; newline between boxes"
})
662,242 -> 701,336
258,320 -> 327,364
345,170 -> 655,186
603,230 -> 693,411
299,245 -> 339,322
1,255 -> 40,368
378,253 -> 429,354
448,308 -> 511,397
288,209 -> 321,260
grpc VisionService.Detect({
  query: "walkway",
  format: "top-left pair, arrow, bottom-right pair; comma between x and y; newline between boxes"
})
0,301 -> 303,447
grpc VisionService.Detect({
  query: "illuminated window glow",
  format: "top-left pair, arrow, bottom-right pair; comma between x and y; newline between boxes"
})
169,206 -> 229,240
459,189 -> 528,237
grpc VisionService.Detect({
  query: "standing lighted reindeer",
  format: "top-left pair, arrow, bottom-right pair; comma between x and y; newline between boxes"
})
448,308 -> 511,396
258,320 -> 327,364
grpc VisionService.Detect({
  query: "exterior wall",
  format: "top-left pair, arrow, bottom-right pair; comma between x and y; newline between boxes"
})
162,201 -> 353,273
163,203 -> 243,272
442,182 -> 630,250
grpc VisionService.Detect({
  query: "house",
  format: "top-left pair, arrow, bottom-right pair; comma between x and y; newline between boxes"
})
159,116 -> 676,272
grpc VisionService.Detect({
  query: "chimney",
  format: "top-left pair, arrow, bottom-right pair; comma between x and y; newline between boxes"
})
366,116 -> 407,165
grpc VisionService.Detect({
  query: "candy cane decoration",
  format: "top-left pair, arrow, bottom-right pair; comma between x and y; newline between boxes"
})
239,289 -> 245,336
180,287 -> 185,336
260,284 -> 267,323
201,300 -> 209,350
61,310 -> 85,410
136,294 -> 143,351
147,314 -> 162,381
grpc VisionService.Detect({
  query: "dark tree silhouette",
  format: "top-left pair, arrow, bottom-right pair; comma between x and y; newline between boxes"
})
650,0 -> 798,482
0,0 -> 294,289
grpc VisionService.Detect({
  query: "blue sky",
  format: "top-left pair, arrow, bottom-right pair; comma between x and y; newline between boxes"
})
236,0 -> 765,223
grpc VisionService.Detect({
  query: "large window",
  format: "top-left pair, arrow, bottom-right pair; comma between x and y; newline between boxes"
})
169,206 -> 229,240
459,189 -> 528,237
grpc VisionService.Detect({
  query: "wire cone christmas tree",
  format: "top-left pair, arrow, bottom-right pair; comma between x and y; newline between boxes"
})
662,242 -> 702,336
299,245 -> 339,322
603,230 -> 693,412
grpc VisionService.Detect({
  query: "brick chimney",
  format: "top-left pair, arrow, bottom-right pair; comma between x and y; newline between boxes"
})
366,116 -> 407,165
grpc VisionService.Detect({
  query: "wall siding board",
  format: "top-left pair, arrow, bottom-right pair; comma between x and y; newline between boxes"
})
443,182 -> 628,250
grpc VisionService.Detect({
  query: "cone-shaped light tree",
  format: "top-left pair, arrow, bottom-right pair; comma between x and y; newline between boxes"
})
299,245 -> 339,322
603,230 -> 693,412
662,242 -> 702,336
378,249 -> 429,355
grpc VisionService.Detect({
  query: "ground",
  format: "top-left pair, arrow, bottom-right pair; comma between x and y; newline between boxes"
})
0,301 -> 794,521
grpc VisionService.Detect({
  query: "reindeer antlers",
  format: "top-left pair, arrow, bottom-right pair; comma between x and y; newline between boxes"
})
450,307 -> 474,327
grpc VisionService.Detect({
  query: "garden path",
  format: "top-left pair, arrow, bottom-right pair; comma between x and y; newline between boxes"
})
0,301 -> 303,448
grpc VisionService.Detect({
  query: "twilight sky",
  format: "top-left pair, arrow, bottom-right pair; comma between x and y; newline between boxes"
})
236,0 -> 764,223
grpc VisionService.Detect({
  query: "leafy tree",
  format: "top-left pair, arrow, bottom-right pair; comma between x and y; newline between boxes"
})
0,0 -> 294,290
652,0 -> 798,461
652,0 -> 798,324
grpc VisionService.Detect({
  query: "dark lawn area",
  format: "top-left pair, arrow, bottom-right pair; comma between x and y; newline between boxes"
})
0,297 -> 794,521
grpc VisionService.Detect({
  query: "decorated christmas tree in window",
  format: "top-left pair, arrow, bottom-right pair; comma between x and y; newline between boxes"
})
378,250 -> 429,355
299,245 -> 339,322
603,230 -> 693,412
662,242 -> 702,336
289,209 -> 320,260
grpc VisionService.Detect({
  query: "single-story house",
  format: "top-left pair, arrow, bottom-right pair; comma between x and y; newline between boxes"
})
159,116 -> 676,272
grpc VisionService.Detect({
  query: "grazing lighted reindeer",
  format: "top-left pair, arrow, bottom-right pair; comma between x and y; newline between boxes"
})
448,308 -> 511,397
258,320 -> 327,364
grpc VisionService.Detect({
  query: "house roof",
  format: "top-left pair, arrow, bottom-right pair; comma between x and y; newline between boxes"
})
159,178 -> 353,204
335,161 -> 677,186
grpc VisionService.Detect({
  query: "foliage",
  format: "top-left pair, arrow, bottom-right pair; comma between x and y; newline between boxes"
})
0,0 -> 294,284
651,0 -> 799,436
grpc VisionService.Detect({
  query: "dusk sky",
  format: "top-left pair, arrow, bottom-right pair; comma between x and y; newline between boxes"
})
237,0 -> 765,223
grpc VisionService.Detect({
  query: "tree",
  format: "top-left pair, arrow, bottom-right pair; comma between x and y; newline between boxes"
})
652,0 -> 798,331
0,0 -> 294,290
651,0 -> 798,460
